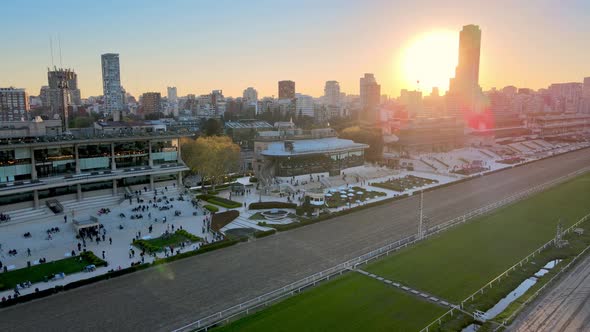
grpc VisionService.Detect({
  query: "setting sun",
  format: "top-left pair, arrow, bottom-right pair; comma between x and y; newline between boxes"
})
400,30 -> 458,94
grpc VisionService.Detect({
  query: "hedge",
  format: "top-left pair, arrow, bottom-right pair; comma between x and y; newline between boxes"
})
249,177 -> 258,183
249,201 -> 297,210
197,194 -> 242,209
254,229 -> 277,238
204,204 -> 219,213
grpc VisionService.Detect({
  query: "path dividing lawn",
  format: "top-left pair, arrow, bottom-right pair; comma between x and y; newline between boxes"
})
213,273 -> 446,332
365,173 -> 590,303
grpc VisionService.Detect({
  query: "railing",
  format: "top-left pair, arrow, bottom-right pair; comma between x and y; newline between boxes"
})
176,165 -> 590,332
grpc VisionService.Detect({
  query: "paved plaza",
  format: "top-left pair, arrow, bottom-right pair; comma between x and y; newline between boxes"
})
0,182 -> 216,299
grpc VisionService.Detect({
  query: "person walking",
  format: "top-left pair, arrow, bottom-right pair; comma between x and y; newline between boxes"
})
102,250 -> 106,259
109,237 -> 112,245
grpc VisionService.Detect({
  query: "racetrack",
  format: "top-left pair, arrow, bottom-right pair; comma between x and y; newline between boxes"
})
510,250 -> 590,332
2,148 -> 590,332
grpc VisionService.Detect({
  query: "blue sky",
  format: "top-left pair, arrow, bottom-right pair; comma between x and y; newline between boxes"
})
1,0 -> 589,98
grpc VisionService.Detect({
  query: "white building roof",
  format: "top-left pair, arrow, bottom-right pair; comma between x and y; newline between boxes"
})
261,137 -> 368,157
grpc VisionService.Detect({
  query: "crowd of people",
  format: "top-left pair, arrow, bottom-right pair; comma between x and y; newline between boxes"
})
0,212 -> 10,222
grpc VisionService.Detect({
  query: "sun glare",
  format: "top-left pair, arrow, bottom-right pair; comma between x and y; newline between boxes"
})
400,30 -> 458,94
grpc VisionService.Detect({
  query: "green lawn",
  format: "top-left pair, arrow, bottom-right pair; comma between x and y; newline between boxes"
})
0,252 -> 103,290
365,173 -> 590,302
213,273 -> 446,332
133,230 -> 201,253
372,175 -> 438,192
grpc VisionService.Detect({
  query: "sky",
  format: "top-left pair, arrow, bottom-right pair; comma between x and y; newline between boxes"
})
1,0 -> 589,99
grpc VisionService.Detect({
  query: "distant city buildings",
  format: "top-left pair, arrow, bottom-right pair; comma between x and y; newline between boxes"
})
0,88 -> 29,121
278,80 -> 295,100
101,53 -> 124,113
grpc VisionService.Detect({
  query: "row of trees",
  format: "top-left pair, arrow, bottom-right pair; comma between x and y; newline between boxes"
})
181,136 -> 241,190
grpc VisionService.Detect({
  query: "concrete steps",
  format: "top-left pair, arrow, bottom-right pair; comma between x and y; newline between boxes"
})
61,195 -> 123,214
1,206 -> 54,224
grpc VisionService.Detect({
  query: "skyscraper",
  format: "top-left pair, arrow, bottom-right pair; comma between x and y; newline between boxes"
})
278,80 -> 295,100
359,73 -> 381,122
101,53 -> 123,113
447,24 -> 484,116
0,88 -> 29,121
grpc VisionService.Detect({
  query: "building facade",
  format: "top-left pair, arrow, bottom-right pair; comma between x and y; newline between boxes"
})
0,88 -> 29,121
0,120 -> 189,208
278,80 -> 295,100
101,53 -> 123,113
141,92 -> 161,115
46,68 -> 81,113
360,73 -> 381,121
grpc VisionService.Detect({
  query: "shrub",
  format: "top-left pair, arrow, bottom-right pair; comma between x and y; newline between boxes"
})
254,229 -> 276,238
249,201 -> 297,210
249,177 -> 258,183
204,204 -> 219,213
175,229 -> 202,242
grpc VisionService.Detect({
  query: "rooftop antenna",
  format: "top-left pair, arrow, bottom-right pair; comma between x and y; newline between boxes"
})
58,33 -> 63,67
49,35 -> 55,67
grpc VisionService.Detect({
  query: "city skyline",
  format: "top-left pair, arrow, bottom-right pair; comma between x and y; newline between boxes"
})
1,0 -> 589,98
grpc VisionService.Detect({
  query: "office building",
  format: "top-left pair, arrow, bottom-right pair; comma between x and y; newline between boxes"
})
295,94 -> 315,118
278,80 -> 295,100
101,53 -> 123,113
0,88 -> 29,121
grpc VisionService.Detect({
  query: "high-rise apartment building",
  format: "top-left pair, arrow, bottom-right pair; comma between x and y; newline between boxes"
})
101,53 -> 123,113
141,92 -> 161,115
447,24 -> 484,116
278,80 -> 295,100
243,87 -> 258,103
167,86 -> 178,116
0,88 -> 29,121
324,81 -> 341,106
46,68 -> 81,113
359,73 -> 381,122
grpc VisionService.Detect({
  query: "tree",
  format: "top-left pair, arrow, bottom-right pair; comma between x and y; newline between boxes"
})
201,118 -> 223,136
181,136 -> 240,191
340,126 -> 383,162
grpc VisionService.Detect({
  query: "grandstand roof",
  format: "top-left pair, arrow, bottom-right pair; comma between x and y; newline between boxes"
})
261,137 -> 368,157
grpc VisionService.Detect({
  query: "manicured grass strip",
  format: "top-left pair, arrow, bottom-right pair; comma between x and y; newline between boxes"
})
213,273 -> 446,332
365,173 -> 590,303
133,230 -> 201,253
0,251 -> 105,291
